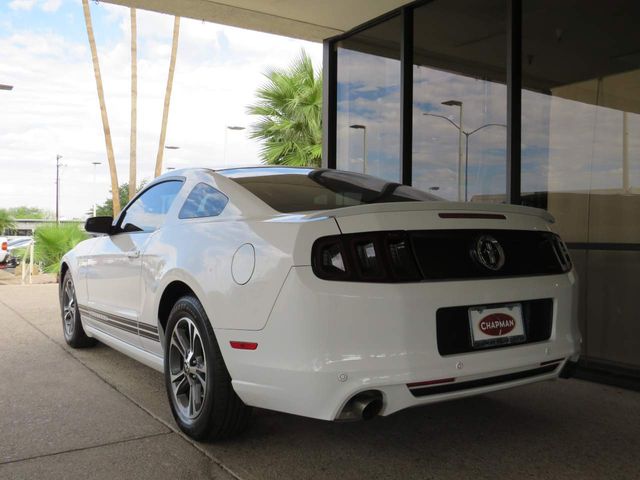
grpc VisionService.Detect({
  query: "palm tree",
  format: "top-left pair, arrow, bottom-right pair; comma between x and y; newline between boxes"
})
82,0 -> 121,216
34,224 -> 88,274
154,16 -> 181,178
247,51 -> 322,167
129,8 -> 138,201
0,209 -> 16,234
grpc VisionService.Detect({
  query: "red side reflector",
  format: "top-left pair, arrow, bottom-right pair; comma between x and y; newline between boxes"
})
407,377 -> 455,388
1,242 -> 7,251
438,213 -> 506,220
230,341 -> 258,350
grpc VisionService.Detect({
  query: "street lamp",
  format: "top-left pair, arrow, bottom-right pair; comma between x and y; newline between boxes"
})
423,111 -> 506,201
91,161 -> 102,217
164,146 -> 180,172
224,126 -> 246,167
441,100 -> 464,201
55,155 -> 64,225
349,124 -> 367,174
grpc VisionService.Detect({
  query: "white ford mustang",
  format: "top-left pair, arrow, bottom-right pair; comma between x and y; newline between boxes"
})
60,167 -> 581,440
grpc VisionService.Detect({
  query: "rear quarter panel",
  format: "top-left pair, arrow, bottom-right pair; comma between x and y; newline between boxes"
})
142,213 -> 340,332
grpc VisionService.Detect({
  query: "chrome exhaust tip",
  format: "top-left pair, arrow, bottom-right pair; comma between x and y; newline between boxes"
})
336,391 -> 383,422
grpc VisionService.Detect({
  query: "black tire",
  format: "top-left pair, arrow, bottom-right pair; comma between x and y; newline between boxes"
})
164,295 -> 252,441
60,271 -> 96,348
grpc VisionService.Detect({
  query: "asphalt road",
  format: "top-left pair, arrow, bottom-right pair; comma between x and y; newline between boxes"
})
1,284 -> 639,480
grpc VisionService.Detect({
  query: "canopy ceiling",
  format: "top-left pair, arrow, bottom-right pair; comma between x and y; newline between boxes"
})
103,0 -> 410,42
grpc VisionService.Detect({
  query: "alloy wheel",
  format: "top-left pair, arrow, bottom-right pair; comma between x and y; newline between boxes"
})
62,277 -> 76,337
168,317 -> 208,421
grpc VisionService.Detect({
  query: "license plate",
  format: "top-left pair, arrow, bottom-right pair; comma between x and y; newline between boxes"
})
468,303 -> 526,348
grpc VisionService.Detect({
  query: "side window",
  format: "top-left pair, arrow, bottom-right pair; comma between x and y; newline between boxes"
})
120,181 -> 183,232
179,183 -> 229,219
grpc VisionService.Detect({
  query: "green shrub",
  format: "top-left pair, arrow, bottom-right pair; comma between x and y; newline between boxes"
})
34,223 -> 88,274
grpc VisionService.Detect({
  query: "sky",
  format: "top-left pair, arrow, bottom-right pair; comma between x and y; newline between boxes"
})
0,0 -> 322,219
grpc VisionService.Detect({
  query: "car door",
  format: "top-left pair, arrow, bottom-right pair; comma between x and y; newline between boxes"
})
84,180 -> 183,347
138,182 -> 230,355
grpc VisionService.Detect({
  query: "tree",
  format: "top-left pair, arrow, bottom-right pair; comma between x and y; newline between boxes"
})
93,182 -> 145,217
34,224 -> 88,274
154,16 -> 181,177
0,209 -> 16,234
7,206 -> 52,219
129,8 -> 138,201
82,0 -> 121,216
247,50 -> 322,167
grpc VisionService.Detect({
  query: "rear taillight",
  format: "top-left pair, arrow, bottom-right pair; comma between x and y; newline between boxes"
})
1,242 -> 7,251
312,232 -> 422,282
551,235 -> 572,273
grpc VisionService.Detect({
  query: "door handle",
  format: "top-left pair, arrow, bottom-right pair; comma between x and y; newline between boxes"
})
126,249 -> 140,259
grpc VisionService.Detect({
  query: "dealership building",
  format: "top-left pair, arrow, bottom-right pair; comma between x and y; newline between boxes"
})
112,0 -> 638,384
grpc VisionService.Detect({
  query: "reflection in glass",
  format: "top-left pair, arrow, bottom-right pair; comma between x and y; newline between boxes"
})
179,183 -> 228,219
521,0 -> 640,369
121,180 -> 183,232
336,15 -> 401,182
412,0 -> 507,202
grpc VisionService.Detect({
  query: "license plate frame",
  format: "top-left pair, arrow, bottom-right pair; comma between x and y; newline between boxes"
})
468,303 -> 526,349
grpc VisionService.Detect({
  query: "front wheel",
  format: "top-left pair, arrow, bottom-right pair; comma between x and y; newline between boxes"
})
164,296 -> 251,441
60,271 -> 96,348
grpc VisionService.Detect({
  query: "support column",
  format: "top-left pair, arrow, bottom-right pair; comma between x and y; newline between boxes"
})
506,0 -> 522,204
400,7 -> 414,185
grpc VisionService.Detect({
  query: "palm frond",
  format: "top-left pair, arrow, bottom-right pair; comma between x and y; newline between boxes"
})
247,49 -> 322,167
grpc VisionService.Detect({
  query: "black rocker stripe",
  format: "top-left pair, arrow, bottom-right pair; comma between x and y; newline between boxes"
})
138,322 -> 159,334
78,305 -> 160,342
81,310 -> 138,336
139,330 -> 161,342
79,305 -> 137,328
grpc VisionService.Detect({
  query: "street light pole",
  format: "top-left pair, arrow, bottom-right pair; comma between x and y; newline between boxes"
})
92,161 -> 101,217
56,154 -> 63,225
423,111 -> 506,201
224,126 -> 245,167
349,125 -> 367,174
442,100 -> 464,201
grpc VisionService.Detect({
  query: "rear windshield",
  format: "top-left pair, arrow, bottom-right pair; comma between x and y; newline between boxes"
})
221,167 -> 440,213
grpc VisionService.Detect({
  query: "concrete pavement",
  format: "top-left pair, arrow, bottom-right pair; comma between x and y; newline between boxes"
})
0,284 -> 639,479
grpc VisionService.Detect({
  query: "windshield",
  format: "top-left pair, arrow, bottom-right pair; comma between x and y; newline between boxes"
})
220,167 -> 441,213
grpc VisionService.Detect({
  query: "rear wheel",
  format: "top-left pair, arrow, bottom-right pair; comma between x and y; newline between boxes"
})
164,296 -> 251,441
60,271 -> 96,348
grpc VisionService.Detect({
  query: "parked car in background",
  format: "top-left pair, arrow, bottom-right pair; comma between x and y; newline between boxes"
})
0,237 -> 8,265
59,167 -> 581,441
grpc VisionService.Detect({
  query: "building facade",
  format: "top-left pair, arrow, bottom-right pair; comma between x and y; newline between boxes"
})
322,0 -> 640,381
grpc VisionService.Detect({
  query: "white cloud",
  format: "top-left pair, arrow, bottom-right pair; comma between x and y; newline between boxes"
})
41,0 -> 63,13
8,0 -> 37,11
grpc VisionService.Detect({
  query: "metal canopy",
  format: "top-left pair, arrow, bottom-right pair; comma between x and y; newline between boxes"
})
102,0 -> 411,42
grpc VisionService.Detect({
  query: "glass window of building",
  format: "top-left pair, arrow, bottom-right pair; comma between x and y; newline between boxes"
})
521,1 -> 640,368
412,0 -> 507,202
335,15 -> 402,182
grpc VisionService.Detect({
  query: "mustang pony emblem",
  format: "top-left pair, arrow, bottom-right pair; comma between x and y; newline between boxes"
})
473,235 -> 505,271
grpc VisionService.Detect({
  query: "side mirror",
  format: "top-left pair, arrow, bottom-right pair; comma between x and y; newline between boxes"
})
85,216 -> 114,235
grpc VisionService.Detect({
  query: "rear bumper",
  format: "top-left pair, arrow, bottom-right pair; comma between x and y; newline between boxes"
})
216,267 -> 581,420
